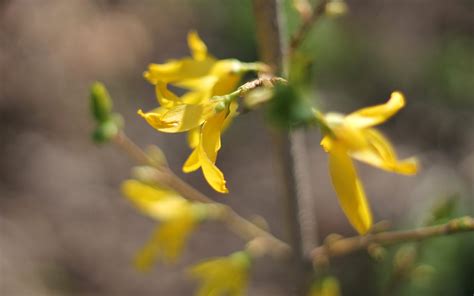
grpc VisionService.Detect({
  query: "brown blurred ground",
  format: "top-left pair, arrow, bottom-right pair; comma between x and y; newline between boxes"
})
0,0 -> 473,295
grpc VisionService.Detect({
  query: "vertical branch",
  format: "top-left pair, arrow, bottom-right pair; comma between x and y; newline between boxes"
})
252,0 -> 319,293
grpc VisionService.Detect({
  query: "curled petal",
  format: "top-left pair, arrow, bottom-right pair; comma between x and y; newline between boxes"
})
350,129 -> 419,175
138,103 -> 215,133
345,92 -> 405,128
328,146 -> 372,234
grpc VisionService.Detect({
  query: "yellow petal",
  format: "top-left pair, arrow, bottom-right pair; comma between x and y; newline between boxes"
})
121,180 -> 185,221
134,225 -> 162,271
328,145 -> 372,234
174,75 -> 218,91
324,113 -> 368,151
135,211 -> 196,268
144,58 -> 215,85
138,103 -> 215,133
187,127 -> 201,149
155,82 -> 180,108
209,60 -> 243,96
345,92 -> 405,128
181,88 -> 213,105
122,180 -> 172,203
183,148 -> 201,173
199,112 -> 228,193
199,148 -> 228,193
188,31 -> 208,61
155,212 -> 196,262
350,129 -> 419,175
138,108 -> 179,130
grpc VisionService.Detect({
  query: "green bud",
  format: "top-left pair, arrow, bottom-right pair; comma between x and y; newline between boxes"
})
214,101 -> 227,112
90,81 -> 112,123
91,120 -> 118,144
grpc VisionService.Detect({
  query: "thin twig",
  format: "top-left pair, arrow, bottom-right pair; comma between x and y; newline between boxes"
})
113,130 -> 291,257
311,216 -> 474,265
290,0 -> 329,53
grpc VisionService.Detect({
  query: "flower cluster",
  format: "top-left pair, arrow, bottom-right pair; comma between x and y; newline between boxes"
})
122,179 -> 251,294
122,180 -> 204,267
138,32 -> 265,193
318,92 -> 419,234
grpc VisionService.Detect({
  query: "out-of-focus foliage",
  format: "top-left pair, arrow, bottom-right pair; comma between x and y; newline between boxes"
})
377,197 -> 474,296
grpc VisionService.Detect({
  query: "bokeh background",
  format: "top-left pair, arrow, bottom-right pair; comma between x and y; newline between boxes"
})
1,0 -> 473,295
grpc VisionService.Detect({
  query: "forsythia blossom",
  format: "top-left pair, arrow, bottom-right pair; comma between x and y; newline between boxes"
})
122,180 -> 204,268
189,251 -> 251,296
319,92 -> 419,234
138,31 -> 266,193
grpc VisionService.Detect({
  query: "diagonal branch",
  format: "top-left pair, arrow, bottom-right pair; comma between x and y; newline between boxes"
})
113,130 -> 291,258
290,0 -> 329,53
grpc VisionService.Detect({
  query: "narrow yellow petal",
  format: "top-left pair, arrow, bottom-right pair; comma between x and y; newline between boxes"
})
198,112 -> 228,193
134,225 -> 162,271
345,92 -> 405,128
328,146 -> 372,234
174,75 -> 218,91
350,129 -> 419,175
199,147 -> 228,193
156,212 -> 196,262
183,148 -> 201,173
144,58 -> 215,85
187,127 -> 201,149
188,31 -> 208,61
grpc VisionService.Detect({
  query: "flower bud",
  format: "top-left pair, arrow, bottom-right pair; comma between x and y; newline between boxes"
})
90,81 -> 112,122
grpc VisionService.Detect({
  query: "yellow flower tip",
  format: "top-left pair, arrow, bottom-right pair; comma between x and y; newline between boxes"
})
137,109 -> 146,117
389,91 -> 406,109
187,30 -> 207,61
396,157 -> 420,175
320,136 -> 333,152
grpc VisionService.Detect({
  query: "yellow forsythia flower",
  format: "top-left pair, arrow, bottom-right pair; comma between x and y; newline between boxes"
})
121,180 -> 200,268
189,251 -> 251,296
138,31 -> 265,193
319,92 -> 419,234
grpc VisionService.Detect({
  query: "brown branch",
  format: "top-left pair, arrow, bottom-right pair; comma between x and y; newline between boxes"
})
113,130 -> 291,257
311,216 -> 474,265
290,0 -> 329,53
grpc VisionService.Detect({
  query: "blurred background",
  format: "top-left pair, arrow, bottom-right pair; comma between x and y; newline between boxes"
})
0,0 -> 473,295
